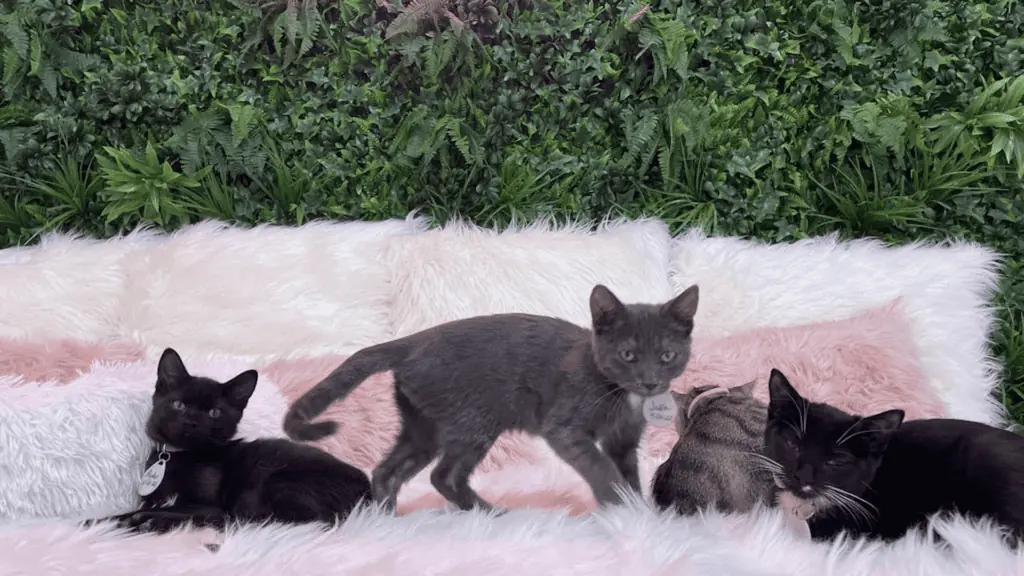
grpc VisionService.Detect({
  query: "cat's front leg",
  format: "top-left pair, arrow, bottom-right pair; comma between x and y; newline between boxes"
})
123,505 -> 228,534
81,510 -> 139,529
601,424 -> 643,495
543,429 -> 629,507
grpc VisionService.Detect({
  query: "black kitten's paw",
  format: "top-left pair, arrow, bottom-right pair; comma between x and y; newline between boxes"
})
121,511 -> 179,534
82,512 -> 141,531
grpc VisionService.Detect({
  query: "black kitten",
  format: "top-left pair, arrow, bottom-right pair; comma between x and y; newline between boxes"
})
764,368 -> 1024,542
285,284 -> 699,512
89,348 -> 370,534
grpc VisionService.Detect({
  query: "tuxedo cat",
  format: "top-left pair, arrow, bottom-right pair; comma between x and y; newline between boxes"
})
92,348 -> 370,533
764,368 -> 1024,542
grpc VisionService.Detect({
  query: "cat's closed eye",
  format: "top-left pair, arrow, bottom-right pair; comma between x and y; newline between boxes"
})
208,408 -> 221,418
824,454 -> 847,467
660,351 -> 676,362
619,350 -> 636,362
172,400 -> 185,411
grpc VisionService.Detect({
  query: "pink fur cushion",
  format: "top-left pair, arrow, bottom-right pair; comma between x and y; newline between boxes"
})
0,338 -> 145,385
645,298 -> 945,458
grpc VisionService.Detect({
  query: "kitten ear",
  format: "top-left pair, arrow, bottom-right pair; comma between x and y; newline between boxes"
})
733,380 -> 757,397
670,391 -> 689,429
156,348 -> 189,390
662,285 -> 699,327
224,370 -> 258,409
849,409 -> 905,446
590,284 -> 626,333
767,369 -> 803,417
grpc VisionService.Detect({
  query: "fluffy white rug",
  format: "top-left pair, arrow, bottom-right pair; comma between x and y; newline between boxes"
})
0,217 -> 1011,575
1,498 -> 1021,576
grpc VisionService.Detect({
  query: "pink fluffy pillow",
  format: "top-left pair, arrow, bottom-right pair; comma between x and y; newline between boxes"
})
644,298 -> 946,458
0,338 -> 145,385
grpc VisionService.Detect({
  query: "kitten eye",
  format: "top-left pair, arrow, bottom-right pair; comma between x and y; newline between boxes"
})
171,400 -> 185,411
208,408 -> 221,418
660,351 -> 676,362
619,350 -> 636,362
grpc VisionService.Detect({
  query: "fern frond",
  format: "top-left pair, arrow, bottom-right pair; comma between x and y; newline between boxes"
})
0,127 -> 30,162
624,112 -> 658,166
444,117 -> 474,164
283,0 -> 300,44
297,0 -> 321,59
221,103 -> 263,146
1,17 -> 29,59
385,0 -> 449,39
2,46 -> 24,86
48,44 -> 100,72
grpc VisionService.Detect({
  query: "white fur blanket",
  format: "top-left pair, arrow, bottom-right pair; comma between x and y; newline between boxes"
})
2,500 -> 1022,575
0,216 -> 1012,575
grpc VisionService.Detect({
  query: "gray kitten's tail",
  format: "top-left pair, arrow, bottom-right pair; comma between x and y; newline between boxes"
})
283,341 -> 405,442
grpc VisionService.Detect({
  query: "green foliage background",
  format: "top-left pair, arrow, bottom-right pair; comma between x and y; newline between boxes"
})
2,0 -> 1024,420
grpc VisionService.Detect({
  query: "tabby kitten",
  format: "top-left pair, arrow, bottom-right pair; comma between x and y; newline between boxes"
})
764,368 -> 1024,542
285,284 -> 700,512
91,348 -> 370,533
651,382 -> 773,515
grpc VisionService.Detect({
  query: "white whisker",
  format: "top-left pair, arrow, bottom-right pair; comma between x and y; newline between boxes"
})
782,388 -> 807,438
828,485 -> 877,515
783,420 -> 802,436
823,485 -> 875,527
836,427 -> 888,447
744,452 -> 783,472
834,420 -> 860,446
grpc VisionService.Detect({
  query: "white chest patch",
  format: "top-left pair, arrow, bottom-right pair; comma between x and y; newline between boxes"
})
628,392 -> 644,411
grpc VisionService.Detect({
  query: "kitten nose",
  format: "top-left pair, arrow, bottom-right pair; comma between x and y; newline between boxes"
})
642,382 -> 659,392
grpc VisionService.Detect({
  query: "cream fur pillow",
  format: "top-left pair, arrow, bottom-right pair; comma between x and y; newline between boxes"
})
670,229 -> 1003,425
117,218 -> 426,358
384,218 -> 675,336
0,232 -> 152,342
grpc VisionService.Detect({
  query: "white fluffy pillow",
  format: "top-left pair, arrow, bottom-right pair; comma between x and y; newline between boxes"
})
670,229 -> 1003,425
0,356 -> 287,520
0,232 -> 152,342
384,218 -> 675,336
117,218 -> 426,358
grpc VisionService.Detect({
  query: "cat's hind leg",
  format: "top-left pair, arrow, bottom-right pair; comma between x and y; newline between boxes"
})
429,433 -> 499,512
371,388 -> 439,511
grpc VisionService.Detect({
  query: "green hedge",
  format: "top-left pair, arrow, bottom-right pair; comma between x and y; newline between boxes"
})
2,0 -> 1024,418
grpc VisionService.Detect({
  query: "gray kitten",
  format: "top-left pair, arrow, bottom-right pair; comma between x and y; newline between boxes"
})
650,382 -> 773,515
284,284 -> 699,512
